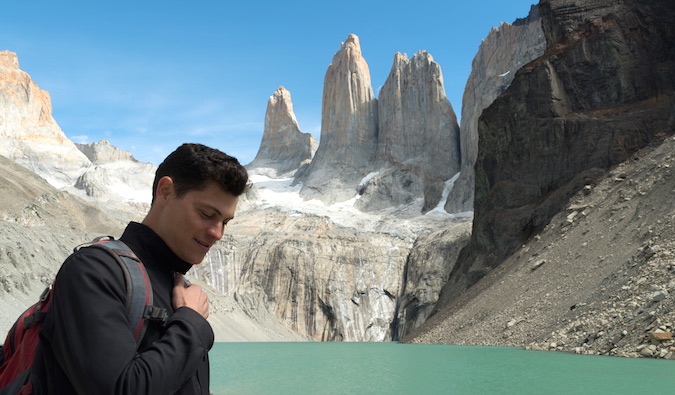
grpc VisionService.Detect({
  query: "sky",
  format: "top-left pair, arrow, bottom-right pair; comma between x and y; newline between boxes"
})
1,1 -> 537,166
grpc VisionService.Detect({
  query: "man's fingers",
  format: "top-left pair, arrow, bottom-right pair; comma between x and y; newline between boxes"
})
174,273 -> 191,288
172,274 -> 209,318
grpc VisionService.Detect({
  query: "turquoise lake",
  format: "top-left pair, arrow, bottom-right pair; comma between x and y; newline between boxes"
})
209,342 -> 674,394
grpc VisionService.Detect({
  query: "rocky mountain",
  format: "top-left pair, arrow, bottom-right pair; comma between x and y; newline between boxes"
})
73,139 -> 155,206
393,221 -> 471,340
435,0 -> 675,308
3,0 -> 674,361
405,133 -> 675,359
246,86 -> 317,177
446,5 -> 546,213
294,34 -> 379,204
0,51 -> 155,209
401,0 -> 675,359
358,51 -> 461,213
0,50 -> 91,189
76,139 -> 137,164
191,209 -> 411,341
294,34 -> 462,214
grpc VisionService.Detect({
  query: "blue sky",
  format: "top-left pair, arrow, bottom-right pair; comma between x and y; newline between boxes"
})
1,1 -> 537,165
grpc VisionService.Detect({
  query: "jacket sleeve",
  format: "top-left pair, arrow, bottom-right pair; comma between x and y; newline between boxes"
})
48,248 -> 213,394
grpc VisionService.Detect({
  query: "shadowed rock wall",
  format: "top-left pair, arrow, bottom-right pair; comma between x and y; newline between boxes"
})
446,5 -> 546,213
436,0 -> 675,308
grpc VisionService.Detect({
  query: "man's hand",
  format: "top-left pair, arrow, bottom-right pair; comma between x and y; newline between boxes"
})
173,273 -> 209,318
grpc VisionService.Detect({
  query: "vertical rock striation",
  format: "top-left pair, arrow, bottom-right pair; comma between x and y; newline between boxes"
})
357,51 -> 460,213
446,5 -> 546,213
436,0 -> 675,309
0,51 -> 91,188
294,34 -> 378,204
191,210 -> 411,341
393,221 -> 471,340
247,86 -> 317,177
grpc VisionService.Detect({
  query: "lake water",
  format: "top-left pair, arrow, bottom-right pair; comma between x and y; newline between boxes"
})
209,342 -> 674,394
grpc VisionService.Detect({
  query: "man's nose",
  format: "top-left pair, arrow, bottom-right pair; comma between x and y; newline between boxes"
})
207,222 -> 224,240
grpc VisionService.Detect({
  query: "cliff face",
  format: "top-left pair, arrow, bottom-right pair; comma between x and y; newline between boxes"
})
191,210 -> 412,341
295,34 -> 378,203
437,0 -> 675,308
446,6 -> 546,213
247,86 -> 317,177
0,50 -> 91,188
357,51 -> 461,213
393,221 -> 471,339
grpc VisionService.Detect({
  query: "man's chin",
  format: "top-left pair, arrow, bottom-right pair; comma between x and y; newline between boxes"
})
180,251 -> 206,265
193,252 -> 209,265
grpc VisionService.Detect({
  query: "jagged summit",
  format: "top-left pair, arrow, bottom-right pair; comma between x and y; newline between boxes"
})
0,50 -> 91,189
292,34 -> 461,213
0,50 -> 19,69
247,86 -> 317,177
359,49 -> 460,213
76,139 -> 138,164
293,33 -> 379,203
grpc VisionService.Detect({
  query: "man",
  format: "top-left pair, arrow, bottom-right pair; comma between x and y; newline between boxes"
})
32,143 -> 249,394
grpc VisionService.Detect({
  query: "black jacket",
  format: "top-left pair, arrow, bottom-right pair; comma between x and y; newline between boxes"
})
33,222 -> 213,394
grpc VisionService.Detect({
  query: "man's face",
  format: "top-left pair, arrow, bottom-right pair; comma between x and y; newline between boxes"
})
155,179 -> 238,264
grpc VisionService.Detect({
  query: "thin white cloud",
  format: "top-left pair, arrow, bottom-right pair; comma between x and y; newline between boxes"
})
69,134 -> 89,144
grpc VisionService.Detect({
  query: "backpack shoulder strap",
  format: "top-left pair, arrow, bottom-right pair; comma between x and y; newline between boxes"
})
75,236 -> 168,348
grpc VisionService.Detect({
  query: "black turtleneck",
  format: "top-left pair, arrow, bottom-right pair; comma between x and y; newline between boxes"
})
120,221 -> 192,275
34,222 -> 214,395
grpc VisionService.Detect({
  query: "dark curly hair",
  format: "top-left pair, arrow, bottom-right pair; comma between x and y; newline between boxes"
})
152,143 -> 249,203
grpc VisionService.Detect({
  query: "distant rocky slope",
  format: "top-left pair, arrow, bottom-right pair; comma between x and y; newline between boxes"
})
0,51 -> 154,206
247,86 -> 317,177
73,139 -> 155,205
405,135 -> 675,359
76,139 -> 137,164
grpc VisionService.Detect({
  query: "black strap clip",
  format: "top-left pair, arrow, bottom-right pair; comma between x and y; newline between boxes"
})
143,305 -> 169,326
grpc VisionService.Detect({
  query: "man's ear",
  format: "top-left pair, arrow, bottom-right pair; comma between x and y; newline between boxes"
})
155,176 -> 174,204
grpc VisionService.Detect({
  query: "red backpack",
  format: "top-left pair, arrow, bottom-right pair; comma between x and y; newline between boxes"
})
0,237 -> 168,394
